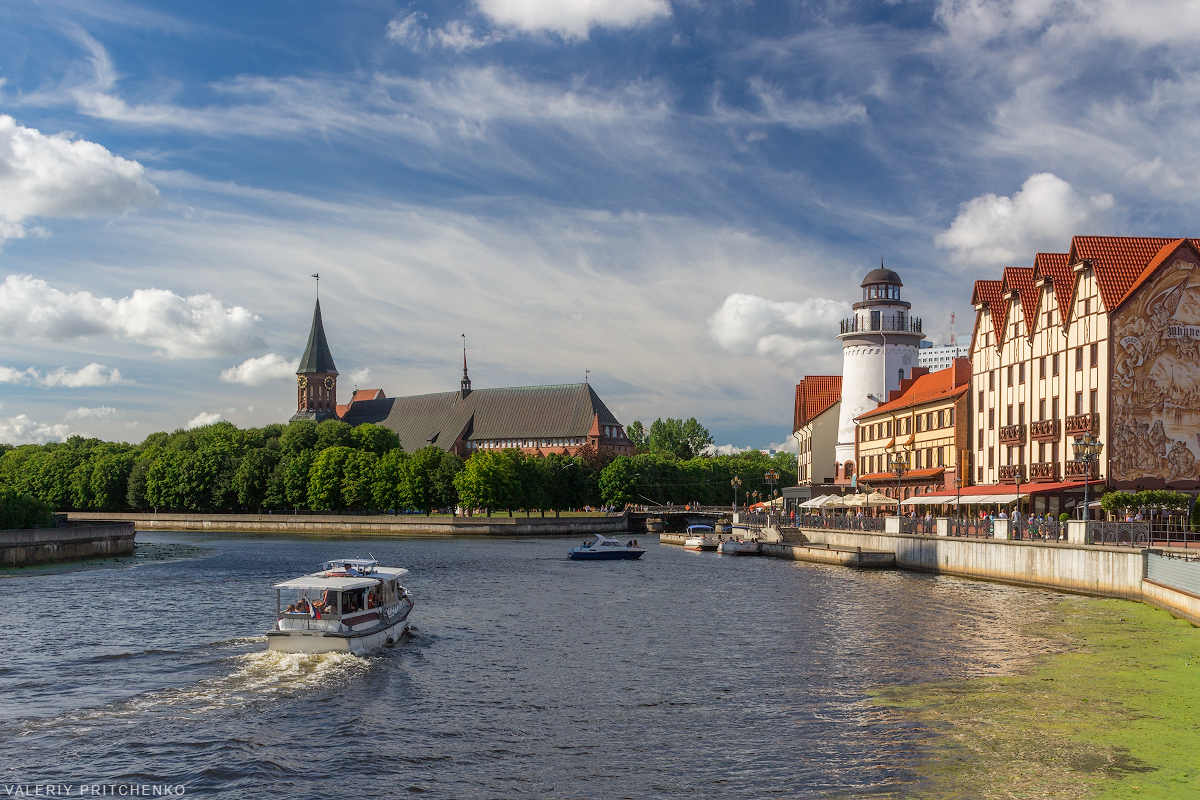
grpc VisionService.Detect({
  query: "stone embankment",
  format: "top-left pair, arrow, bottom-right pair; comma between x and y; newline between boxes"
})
68,511 -> 630,537
1,522 -> 135,566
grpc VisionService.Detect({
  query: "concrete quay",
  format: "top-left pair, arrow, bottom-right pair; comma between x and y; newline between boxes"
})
1,522 -> 135,566
67,511 -> 630,537
761,542 -> 895,568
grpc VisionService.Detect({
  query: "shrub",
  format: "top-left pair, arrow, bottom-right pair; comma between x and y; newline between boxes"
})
0,488 -> 56,529
1058,512 -> 1070,522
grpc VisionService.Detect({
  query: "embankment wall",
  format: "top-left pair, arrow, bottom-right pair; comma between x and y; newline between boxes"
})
0,522 -> 135,566
67,511 -> 630,537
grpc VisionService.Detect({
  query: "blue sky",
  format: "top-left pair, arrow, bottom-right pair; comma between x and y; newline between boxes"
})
0,0 -> 1197,449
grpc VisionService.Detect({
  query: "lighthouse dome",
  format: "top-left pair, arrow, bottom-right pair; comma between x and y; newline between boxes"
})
861,267 -> 902,287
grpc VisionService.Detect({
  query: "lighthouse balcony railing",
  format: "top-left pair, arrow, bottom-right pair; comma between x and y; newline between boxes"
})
839,316 -> 923,335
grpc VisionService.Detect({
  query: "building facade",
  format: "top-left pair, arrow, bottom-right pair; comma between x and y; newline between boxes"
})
834,266 -> 926,484
970,236 -> 1200,495
918,343 -> 968,372
793,376 -> 841,491
853,359 -> 971,499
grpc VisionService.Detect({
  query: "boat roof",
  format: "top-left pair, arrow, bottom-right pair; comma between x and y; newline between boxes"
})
321,558 -> 378,569
273,576 -> 380,591
687,524 -> 714,532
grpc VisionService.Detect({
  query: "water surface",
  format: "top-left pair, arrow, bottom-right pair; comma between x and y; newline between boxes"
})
0,533 -> 1066,797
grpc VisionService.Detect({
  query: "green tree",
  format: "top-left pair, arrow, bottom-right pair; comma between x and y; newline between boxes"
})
599,456 -> 639,507
235,448 -> 282,511
402,446 -> 447,514
432,451 -> 464,511
315,419 -> 353,451
90,450 -> 136,511
342,449 -> 378,510
626,420 -> 647,451
647,417 -> 713,460
283,450 -> 316,510
280,420 -> 318,455
453,449 -> 519,517
145,451 -> 186,510
351,424 -> 400,456
0,488 -> 56,529
308,446 -> 354,511
373,449 -> 408,511
125,454 -> 156,510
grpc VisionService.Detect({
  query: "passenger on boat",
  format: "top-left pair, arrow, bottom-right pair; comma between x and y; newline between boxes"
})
285,602 -> 298,613
343,563 -> 361,576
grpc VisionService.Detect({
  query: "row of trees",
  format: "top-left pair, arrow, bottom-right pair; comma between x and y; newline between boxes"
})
625,417 -> 715,460
0,416 -> 793,517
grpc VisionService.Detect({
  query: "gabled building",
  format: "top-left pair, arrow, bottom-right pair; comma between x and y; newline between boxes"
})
853,359 -> 971,499
291,300 -> 340,422
970,236 -> 1200,502
793,376 -> 842,490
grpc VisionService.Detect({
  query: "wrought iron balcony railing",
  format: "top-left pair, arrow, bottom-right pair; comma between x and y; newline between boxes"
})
1065,412 -> 1099,436
839,315 -> 923,335
998,424 -> 1026,445
1030,419 -> 1060,441
1065,460 -> 1100,479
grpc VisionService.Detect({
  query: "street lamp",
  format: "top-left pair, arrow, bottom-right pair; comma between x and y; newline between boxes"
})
889,450 -> 909,519
1011,468 -> 1023,537
1072,432 -> 1104,523
765,468 -> 780,523
730,475 -> 742,514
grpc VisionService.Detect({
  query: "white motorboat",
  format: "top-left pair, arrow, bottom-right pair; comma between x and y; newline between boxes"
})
569,534 -> 646,560
684,524 -> 719,552
267,558 -> 413,655
717,526 -> 761,556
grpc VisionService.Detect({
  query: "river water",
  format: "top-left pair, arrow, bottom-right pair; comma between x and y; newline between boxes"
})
0,533 -> 1065,798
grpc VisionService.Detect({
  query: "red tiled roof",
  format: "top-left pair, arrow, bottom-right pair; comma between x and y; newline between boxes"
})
1031,252 -> 1072,326
971,279 -> 1008,345
1069,236 -> 1198,311
856,363 -> 969,420
794,376 -> 842,431
1113,238 -> 1200,310
1000,267 -> 1038,334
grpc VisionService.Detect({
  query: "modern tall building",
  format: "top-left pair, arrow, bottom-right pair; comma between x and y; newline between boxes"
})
834,265 -> 925,484
918,343 -> 968,372
970,236 -> 1200,506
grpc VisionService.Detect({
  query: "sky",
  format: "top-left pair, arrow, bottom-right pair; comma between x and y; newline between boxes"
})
1,0 -> 1198,450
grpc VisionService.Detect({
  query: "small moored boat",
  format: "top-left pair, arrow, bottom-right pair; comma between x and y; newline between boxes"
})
717,526 -> 761,556
569,534 -> 645,560
684,524 -> 719,552
267,558 -> 413,655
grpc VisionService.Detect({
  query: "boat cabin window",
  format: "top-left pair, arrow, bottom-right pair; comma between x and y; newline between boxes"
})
281,588 -> 339,617
341,588 -> 368,615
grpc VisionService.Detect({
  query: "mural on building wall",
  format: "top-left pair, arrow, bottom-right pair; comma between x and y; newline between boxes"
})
1111,251 -> 1200,487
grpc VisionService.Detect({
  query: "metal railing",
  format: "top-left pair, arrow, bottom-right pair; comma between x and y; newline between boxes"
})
1011,518 -> 1064,541
949,518 -> 993,538
1088,521 -> 1199,548
839,315 -> 923,335
798,514 -> 886,532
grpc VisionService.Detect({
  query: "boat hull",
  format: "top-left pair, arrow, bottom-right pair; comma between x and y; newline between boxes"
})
568,549 -> 644,560
684,537 -> 719,551
267,610 -> 411,656
718,542 -> 761,556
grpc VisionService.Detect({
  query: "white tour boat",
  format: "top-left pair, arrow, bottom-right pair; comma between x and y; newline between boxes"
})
684,524 -> 720,552
268,558 -> 413,655
717,526 -> 761,556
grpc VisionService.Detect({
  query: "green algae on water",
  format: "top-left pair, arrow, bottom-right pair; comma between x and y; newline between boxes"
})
875,596 -> 1200,799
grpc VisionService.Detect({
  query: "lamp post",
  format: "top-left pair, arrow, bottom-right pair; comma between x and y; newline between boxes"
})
765,469 -> 779,524
1011,468 -> 1023,538
730,475 -> 742,515
1072,432 -> 1104,524
889,450 -> 909,520
954,476 -> 962,526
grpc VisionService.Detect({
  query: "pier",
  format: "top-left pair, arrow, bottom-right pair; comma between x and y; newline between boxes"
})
0,521 -> 135,566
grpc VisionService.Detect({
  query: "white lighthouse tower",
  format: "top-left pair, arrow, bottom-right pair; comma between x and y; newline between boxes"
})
834,263 -> 924,482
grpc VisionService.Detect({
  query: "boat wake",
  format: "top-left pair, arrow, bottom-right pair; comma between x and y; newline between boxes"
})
10,648 -> 371,735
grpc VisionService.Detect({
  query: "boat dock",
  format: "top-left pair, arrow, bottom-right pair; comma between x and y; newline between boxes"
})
660,530 -> 895,568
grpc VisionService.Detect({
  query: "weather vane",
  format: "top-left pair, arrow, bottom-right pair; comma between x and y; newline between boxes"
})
311,273 -> 320,298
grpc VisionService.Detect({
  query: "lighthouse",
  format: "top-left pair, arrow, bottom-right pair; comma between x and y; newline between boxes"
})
833,264 -> 924,482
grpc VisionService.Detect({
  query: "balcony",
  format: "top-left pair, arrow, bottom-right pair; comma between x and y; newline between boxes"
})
1065,412 -> 1099,436
1029,461 -> 1061,482
839,314 -> 923,335
998,423 -> 1026,445
1030,418 -> 1060,441
998,464 -> 1027,483
1065,460 -> 1100,480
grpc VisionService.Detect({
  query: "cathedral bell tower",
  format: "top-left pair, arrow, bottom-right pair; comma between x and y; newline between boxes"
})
291,289 -> 340,422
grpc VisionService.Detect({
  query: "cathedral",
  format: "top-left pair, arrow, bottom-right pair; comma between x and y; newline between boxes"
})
289,299 -> 634,458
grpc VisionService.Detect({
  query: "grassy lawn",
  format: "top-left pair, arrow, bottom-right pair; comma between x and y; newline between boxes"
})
875,596 -> 1200,799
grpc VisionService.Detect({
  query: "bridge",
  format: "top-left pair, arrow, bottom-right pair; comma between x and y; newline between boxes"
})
628,506 -> 733,532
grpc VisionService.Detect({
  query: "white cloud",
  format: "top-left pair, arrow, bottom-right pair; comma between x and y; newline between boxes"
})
388,14 -> 508,51
0,413 -> 71,444
348,367 -> 371,384
65,406 -> 119,420
0,274 -> 265,357
934,173 -> 1115,266
707,443 -> 751,455
475,0 -> 671,38
713,79 -> 868,130
937,0 -> 1200,49
220,353 -> 300,385
708,293 -> 850,361
0,114 -> 158,241
185,411 -> 224,429
0,362 -> 125,387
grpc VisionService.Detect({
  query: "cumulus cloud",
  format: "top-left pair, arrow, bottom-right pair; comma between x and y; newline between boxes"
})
220,353 -> 300,385
935,173 -> 1114,266
0,114 -> 158,241
65,406 -> 119,420
708,293 -> 850,361
0,413 -> 71,444
185,411 -> 224,429
0,362 -> 124,387
0,274 -> 265,357
348,367 -> 371,384
474,0 -> 670,38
